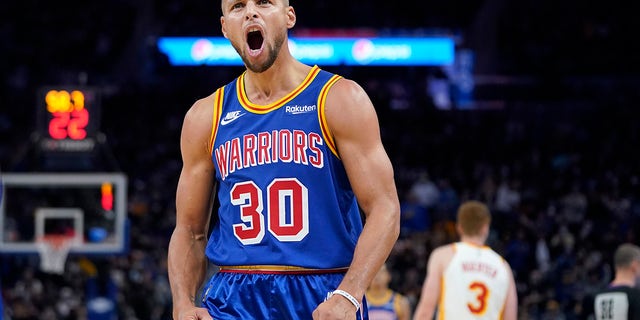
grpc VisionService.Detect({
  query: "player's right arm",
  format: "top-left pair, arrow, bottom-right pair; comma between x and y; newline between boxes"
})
396,293 -> 412,320
169,94 -> 217,320
412,245 -> 450,320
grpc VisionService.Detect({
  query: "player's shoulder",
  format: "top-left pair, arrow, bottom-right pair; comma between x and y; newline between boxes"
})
185,90 -> 220,120
393,291 -> 411,310
484,245 -> 504,257
471,243 -> 504,258
322,76 -> 377,135
595,285 -> 640,298
326,77 -> 367,100
394,290 -> 410,302
431,243 -> 455,258
486,247 -> 509,262
626,285 -> 640,293
180,89 -> 222,141
321,73 -> 371,110
194,89 -> 221,110
440,243 -> 456,252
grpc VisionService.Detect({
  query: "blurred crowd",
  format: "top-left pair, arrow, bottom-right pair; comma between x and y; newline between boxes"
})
1,0 -> 638,319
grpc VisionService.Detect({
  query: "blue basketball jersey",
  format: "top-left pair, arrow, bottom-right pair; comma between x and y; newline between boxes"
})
206,65 -> 363,269
366,290 -> 401,320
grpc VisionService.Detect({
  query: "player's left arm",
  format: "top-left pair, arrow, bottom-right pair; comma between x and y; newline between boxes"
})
313,78 -> 401,319
502,261 -> 518,320
413,246 -> 447,320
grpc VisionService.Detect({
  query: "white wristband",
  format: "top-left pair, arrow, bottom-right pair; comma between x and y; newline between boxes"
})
329,289 -> 360,312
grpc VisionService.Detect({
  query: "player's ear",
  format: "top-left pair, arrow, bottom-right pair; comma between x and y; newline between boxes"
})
221,16 -> 229,39
482,223 -> 490,236
455,223 -> 463,236
632,259 -> 640,274
286,6 -> 296,29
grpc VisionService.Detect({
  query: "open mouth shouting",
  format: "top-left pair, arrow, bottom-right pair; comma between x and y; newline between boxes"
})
246,26 -> 265,57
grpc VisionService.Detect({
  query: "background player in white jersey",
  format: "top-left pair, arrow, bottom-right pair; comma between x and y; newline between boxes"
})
593,243 -> 640,320
365,264 -> 411,320
412,200 -> 517,320
168,0 -> 401,319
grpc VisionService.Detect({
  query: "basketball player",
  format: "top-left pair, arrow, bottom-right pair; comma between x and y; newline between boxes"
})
365,264 -> 411,320
167,0 -> 401,319
412,200 -> 517,320
593,243 -> 640,320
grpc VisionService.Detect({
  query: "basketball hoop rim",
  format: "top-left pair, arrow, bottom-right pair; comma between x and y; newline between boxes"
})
36,234 -> 79,250
35,234 -> 78,274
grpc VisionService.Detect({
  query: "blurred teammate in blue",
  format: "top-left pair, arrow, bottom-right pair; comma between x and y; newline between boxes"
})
167,0 -> 401,319
365,264 -> 411,320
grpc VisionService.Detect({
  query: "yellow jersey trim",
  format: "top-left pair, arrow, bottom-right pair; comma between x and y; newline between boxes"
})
438,276 -> 446,320
318,75 -> 342,158
208,87 -> 224,156
236,65 -> 321,114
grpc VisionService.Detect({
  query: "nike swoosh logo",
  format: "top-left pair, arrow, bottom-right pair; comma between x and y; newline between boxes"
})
220,113 -> 245,125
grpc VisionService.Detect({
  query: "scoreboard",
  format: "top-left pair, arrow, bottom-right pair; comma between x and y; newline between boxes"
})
37,87 -> 101,153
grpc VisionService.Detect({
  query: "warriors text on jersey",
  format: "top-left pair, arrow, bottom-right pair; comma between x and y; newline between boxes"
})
205,65 -> 363,269
438,242 -> 511,319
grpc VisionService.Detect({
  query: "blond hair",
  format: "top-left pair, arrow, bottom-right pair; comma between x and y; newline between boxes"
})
457,200 -> 491,237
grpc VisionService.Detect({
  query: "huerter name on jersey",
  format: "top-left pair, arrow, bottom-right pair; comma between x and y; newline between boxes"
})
461,261 -> 498,278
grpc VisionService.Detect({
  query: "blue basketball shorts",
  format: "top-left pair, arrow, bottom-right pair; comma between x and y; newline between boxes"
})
200,268 -> 369,319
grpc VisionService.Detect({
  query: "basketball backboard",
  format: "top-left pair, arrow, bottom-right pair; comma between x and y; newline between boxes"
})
0,172 -> 127,255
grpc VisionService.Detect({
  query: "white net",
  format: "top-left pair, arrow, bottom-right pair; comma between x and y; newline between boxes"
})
36,236 -> 74,274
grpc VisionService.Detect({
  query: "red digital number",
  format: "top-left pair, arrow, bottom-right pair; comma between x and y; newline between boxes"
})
49,112 -> 71,140
48,108 -> 89,140
101,182 -> 114,211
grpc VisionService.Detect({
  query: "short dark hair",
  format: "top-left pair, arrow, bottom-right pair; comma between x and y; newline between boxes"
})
614,243 -> 640,269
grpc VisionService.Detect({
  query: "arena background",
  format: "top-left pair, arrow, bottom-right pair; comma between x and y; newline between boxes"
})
1,0 -> 639,319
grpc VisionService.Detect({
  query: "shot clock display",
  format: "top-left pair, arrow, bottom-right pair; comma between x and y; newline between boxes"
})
37,87 -> 100,153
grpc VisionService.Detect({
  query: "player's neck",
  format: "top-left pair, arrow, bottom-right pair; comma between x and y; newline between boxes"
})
611,270 -> 637,287
460,236 -> 485,247
243,54 -> 309,102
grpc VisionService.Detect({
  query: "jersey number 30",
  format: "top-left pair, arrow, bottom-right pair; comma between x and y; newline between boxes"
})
231,178 -> 309,245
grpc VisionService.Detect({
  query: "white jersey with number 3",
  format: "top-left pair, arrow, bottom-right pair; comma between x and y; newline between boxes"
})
438,242 -> 510,320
